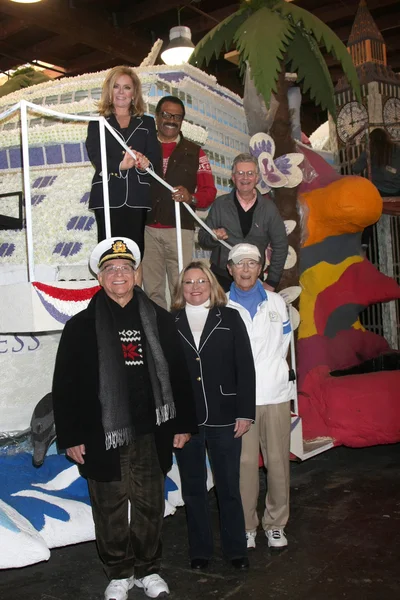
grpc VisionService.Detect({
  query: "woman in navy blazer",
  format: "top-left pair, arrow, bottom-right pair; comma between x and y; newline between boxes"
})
86,66 -> 160,258
172,261 -> 256,570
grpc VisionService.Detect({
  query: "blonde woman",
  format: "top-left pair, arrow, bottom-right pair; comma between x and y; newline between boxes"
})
86,66 -> 160,258
172,261 -> 256,570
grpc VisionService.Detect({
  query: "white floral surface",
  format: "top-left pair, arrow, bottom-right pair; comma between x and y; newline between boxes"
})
0,64 -> 249,271
0,165 -> 96,266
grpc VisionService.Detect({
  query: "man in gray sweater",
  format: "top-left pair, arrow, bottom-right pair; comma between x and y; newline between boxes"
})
198,153 -> 288,291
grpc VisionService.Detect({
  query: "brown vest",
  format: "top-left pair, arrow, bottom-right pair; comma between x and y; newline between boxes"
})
147,136 -> 200,230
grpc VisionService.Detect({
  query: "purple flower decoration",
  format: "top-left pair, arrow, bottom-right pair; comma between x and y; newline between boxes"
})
249,133 -> 275,159
249,133 -> 305,193
275,155 -> 291,175
261,157 -> 283,183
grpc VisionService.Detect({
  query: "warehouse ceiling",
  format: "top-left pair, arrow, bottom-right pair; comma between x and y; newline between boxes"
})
0,0 -> 398,123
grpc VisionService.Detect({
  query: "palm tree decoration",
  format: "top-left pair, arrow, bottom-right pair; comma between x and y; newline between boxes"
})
0,67 -> 50,98
190,0 -> 360,290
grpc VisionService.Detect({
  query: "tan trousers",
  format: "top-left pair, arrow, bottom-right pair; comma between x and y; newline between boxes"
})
142,226 -> 194,310
240,402 -> 291,532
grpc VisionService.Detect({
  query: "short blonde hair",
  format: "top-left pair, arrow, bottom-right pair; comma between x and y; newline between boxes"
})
172,261 -> 227,310
97,66 -> 145,117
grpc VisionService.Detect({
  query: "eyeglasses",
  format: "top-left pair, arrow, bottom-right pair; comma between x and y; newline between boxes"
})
101,264 -> 135,274
183,278 -> 210,286
234,170 -> 257,177
234,260 -> 260,269
160,111 -> 184,122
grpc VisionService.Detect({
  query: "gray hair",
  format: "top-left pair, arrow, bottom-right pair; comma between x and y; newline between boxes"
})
231,153 -> 259,174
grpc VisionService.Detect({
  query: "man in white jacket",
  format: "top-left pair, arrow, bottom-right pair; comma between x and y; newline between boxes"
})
226,243 -> 293,550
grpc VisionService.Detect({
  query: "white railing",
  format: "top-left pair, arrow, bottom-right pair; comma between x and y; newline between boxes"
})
1,99 -> 230,280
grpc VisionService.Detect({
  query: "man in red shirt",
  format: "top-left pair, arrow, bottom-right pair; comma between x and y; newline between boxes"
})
142,96 -> 216,309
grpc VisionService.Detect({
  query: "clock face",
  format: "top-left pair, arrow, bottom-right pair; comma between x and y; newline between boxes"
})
383,97 -> 400,141
336,101 -> 368,144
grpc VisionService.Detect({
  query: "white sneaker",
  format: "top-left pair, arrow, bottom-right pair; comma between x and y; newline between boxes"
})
104,576 -> 134,600
246,530 -> 257,550
134,574 -> 170,598
265,528 -> 288,548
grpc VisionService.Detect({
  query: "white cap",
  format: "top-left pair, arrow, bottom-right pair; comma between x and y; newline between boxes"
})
89,237 -> 141,274
228,243 -> 261,264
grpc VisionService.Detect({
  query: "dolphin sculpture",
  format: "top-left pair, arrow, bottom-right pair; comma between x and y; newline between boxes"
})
30,393 -> 56,467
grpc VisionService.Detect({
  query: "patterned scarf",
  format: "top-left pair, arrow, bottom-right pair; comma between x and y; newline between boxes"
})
95,287 -> 176,450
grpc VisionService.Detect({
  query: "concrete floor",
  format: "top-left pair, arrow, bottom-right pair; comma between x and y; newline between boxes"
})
1,443 -> 399,600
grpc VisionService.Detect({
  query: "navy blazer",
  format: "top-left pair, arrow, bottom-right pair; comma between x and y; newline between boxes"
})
86,113 -> 160,210
174,306 -> 256,426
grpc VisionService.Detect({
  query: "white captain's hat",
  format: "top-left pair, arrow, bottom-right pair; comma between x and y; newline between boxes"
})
89,237 -> 141,274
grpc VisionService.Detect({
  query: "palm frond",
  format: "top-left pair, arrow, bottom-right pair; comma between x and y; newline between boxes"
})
234,6 -> 294,106
277,1 -> 361,102
189,7 -> 250,67
286,29 -> 336,118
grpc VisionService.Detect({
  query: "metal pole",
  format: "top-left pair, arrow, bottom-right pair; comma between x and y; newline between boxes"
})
174,201 -> 184,272
20,100 -> 35,282
289,305 -> 298,415
98,118 -> 111,238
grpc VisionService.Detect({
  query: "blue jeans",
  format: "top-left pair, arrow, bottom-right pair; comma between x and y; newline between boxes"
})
175,425 -> 247,560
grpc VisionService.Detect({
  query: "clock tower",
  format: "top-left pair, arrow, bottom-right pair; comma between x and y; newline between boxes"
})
332,0 -> 400,174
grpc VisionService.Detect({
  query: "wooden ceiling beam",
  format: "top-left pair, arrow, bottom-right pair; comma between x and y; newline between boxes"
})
312,0 -> 400,26
65,51 -> 113,75
23,34 -> 71,62
0,38 -> 67,71
124,0 -> 183,24
0,0 -> 149,64
0,17 -> 29,40
185,7 -> 238,36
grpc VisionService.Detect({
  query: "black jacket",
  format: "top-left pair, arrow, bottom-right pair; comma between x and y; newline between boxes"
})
86,114 -> 160,210
174,306 -> 256,426
52,289 -> 197,481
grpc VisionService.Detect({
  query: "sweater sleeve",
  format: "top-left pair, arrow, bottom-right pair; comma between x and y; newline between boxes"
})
193,149 -> 217,209
197,196 -> 223,249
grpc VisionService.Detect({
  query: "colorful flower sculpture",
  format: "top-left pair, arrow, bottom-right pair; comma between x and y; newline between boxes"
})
250,132 -> 304,195
297,159 -> 400,448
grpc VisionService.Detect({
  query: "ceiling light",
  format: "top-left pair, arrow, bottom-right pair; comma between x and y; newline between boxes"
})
161,26 -> 195,66
10,0 -> 43,4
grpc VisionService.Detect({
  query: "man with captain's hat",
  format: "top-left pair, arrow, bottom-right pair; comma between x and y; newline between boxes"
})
53,237 -> 197,600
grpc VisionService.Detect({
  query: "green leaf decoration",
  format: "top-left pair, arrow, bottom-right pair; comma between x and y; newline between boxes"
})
286,29 -> 336,118
0,71 -> 51,98
277,1 -> 361,102
234,6 -> 294,106
190,7 -> 249,67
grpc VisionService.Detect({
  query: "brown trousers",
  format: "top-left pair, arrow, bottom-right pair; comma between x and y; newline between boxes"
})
142,226 -> 194,309
87,433 -> 164,580
240,402 -> 291,532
